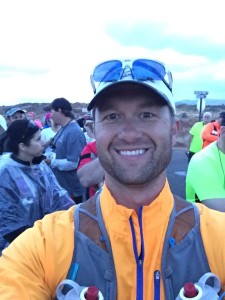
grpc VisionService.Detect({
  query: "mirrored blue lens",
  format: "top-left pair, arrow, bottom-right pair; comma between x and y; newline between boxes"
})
93,59 -> 167,84
93,60 -> 123,82
132,59 -> 166,80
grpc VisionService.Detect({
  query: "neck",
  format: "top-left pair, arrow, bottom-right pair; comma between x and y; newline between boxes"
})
104,172 -> 167,212
16,152 -> 33,163
61,117 -> 72,127
52,124 -> 61,132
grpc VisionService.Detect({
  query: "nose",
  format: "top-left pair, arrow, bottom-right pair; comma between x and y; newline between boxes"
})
117,119 -> 142,141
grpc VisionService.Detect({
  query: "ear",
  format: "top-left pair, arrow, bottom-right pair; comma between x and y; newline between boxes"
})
18,142 -> 26,152
172,119 -> 180,146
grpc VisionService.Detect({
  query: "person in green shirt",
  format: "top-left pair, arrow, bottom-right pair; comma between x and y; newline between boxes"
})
186,122 -> 225,211
186,111 -> 212,162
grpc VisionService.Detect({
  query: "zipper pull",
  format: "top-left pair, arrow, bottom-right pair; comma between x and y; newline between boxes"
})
154,270 -> 161,300
169,237 -> 176,247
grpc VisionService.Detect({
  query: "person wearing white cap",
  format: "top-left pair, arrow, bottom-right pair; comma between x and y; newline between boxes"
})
0,59 -> 225,299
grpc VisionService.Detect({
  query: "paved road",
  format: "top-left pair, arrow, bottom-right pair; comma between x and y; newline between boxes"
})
167,147 -> 188,199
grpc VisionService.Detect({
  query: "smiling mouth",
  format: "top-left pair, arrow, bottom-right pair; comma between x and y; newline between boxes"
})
118,149 -> 146,156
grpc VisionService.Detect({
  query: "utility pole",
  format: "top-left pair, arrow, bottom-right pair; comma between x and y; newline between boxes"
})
194,91 -> 208,121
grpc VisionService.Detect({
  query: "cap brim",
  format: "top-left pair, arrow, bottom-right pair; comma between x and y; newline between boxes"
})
87,80 -> 175,112
5,109 -> 25,117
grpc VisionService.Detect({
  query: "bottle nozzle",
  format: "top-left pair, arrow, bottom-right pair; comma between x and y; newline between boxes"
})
184,282 -> 199,298
85,286 -> 99,300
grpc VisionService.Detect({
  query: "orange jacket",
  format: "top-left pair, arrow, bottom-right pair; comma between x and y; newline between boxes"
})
0,182 -> 225,299
201,121 -> 220,148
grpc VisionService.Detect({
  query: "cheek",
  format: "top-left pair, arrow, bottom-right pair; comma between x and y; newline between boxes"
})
95,126 -> 111,144
32,141 -> 43,150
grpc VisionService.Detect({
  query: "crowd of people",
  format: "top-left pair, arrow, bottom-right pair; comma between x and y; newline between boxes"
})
0,58 -> 225,299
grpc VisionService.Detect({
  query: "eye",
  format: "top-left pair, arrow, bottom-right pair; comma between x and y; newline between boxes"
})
104,113 -> 120,121
140,112 -> 155,119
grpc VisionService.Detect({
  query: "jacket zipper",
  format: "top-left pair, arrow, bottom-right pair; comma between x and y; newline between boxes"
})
129,206 -> 144,300
154,270 -> 160,300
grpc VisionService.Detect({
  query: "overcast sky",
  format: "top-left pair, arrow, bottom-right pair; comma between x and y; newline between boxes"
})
0,0 -> 225,106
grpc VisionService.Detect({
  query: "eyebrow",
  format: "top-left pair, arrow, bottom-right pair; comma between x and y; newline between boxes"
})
99,102 -> 156,112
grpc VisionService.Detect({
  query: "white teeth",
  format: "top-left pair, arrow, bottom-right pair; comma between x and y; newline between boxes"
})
119,149 -> 145,156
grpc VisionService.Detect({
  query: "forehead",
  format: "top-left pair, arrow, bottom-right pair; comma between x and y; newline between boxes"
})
11,112 -> 23,118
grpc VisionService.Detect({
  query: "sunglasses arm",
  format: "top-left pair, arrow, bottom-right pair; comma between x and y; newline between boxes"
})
167,71 -> 173,91
90,75 -> 96,94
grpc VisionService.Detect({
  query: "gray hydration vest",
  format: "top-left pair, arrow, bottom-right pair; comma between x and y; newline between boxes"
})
57,193 -> 210,300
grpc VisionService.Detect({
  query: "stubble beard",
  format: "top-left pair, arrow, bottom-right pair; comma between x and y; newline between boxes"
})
98,141 -> 172,186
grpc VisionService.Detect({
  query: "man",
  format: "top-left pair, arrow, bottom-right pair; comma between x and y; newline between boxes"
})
43,98 -> 86,204
186,111 -> 212,162
0,59 -> 225,299
201,111 -> 225,148
4,106 -> 26,125
186,117 -> 225,211
77,140 -> 104,198
0,106 -> 26,154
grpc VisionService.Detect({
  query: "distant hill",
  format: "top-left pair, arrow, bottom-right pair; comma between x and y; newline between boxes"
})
0,100 -> 225,122
0,102 -> 88,120
1,99 -> 224,119
176,99 -> 225,106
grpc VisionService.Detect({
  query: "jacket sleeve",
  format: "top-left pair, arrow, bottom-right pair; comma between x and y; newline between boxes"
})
0,184 -> 32,254
51,158 -> 78,171
0,208 -> 75,299
201,123 -> 219,143
43,163 -> 75,211
185,171 -> 197,202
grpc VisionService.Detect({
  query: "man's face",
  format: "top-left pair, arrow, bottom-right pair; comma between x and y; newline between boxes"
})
203,114 -> 212,125
94,93 -> 177,186
8,112 -> 24,125
26,113 -> 35,120
50,109 -> 61,126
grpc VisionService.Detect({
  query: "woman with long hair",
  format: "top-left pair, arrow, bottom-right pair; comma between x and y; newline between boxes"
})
0,119 -> 74,254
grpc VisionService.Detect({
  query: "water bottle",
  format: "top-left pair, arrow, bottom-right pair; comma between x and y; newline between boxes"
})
56,279 -> 104,300
175,272 -> 221,299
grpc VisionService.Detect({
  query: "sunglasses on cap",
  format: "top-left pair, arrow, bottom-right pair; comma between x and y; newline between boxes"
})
90,59 -> 173,94
21,120 -> 39,142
